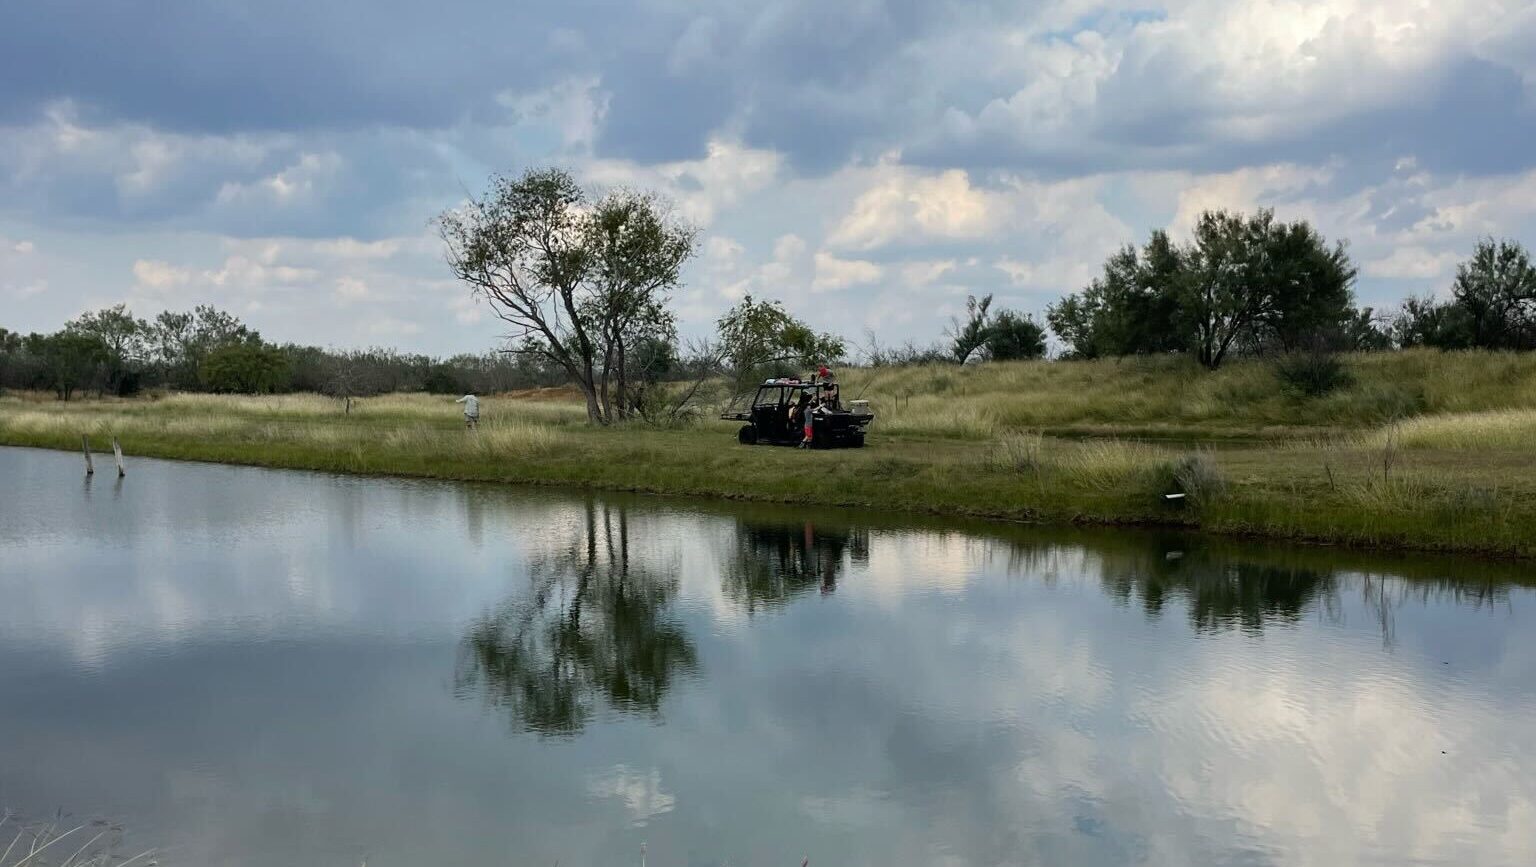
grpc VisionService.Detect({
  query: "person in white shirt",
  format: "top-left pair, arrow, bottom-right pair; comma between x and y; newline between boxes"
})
454,393 -> 480,429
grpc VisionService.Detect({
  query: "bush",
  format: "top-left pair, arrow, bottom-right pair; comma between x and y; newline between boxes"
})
200,343 -> 290,394
984,311 -> 1047,360
1170,451 -> 1227,504
1274,352 -> 1352,398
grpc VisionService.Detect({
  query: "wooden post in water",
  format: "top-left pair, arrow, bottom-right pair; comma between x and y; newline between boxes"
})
112,436 -> 126,477
81,434 -> 94,475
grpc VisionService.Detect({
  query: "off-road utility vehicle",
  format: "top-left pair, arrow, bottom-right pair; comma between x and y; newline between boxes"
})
722,377 -> 873,448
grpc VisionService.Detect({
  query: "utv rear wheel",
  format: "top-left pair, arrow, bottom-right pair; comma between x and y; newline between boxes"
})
738,424 -> 758,445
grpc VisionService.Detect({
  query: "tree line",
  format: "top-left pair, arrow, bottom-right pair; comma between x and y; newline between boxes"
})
1045,211 -> 1536,367
0,303 -> 568,401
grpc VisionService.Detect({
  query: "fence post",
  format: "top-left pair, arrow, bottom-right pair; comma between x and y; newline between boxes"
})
112,436 -> 126,478
81,434 -> 94,475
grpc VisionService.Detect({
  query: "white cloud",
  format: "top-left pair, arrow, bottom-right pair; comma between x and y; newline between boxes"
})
129,251 -> 320,305
1167,163 -> 1336,237
364,317 -> 423,337
497,76 -> 610,151
132,259 -> 193,290
310,238 -> 404,260
215,152 -> 342,207
12,240 -> 34,254
586,138 -> 783,227
930,0 -> 1517,164
448,291 -> 485,325
899,259 -> 956,287
828,166 -> 1012,251
334,276 -> 369,302
811,250 -> 882,291
1365,247 -> 1461,280
3,100 -> 282,206
771,233 -> 807,262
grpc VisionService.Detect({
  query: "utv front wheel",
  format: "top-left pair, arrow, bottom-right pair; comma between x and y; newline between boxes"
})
738,424 -> 758,445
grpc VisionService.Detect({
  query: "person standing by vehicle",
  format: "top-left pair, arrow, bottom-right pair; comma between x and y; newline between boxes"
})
799,393 -> 821,449
455,392 -> 480,429
789,389 -> 811,433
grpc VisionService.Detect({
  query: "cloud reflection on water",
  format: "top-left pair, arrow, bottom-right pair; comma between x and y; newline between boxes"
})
1,446 -> 1533,866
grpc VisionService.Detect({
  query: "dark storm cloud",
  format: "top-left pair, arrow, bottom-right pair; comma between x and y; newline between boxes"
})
0,0 -> 606,132
594,59 -> 736,164
5,0 -> 1536,184
0,0 -> 1007,169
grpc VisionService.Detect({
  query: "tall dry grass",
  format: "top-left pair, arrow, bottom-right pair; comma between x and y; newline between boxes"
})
840,349 -> 1536,439
0,393 -> 565,459
987,433 -> 1223,500
1,391 -> 587,427
10,348 -> 1536,444
1364,409 -> 1536,450
0,812 -> 154,867
382,420 -> 558,459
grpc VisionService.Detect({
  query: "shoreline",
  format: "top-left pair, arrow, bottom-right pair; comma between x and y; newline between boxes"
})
5,427 -> 1534,560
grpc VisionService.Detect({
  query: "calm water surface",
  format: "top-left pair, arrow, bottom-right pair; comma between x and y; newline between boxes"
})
1,445 -> 1534,866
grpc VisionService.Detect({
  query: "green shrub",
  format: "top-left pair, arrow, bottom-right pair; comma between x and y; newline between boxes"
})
1274,352 -> 1352,398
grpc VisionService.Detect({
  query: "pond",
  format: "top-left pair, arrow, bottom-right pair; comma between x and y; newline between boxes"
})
1,445 -> 1533,866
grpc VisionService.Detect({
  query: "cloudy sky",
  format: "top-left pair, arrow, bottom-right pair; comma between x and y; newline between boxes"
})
3,0 -> 1536,356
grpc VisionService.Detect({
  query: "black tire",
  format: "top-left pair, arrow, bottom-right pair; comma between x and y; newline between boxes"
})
738,424 -> 758,445
851,433 -> 866,448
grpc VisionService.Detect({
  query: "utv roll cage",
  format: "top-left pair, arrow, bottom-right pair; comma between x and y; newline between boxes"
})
721,376 -> 873,448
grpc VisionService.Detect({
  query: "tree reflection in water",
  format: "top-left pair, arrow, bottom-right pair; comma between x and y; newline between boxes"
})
455,501 -> 698,736
1081,537 -> 1509,642
722,519 -> 869,614
1092,540 -> 1336,633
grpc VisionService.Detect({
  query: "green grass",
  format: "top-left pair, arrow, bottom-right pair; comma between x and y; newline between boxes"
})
5,349 -> 1536,557
842,348 -> 1536,440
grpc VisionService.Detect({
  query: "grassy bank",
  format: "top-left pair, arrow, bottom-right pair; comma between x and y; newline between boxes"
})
5,350 -> 1536,557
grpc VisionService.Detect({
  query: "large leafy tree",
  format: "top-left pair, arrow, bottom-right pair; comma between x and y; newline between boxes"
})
1393,294 -> 1467,349
984,310 -> 1047,360
0,327 -> 23,391
439,168 -> 697,425
950,293 -> 1048,362
1451,238 -> 1536,350
199,342 -> 290,394
66,304 -> 149,394
581,190 -> 695,418
24,330 -> 109,401
1247,213 -> 1358,353
1046,233 -> 1185,359
1391,240 -> 1536,351
1178,210 -> 1356,369
715,294 -> 844,386
1049,209 -> 1358,368
151,305 -> 261,389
